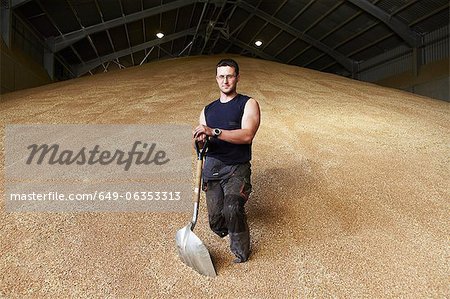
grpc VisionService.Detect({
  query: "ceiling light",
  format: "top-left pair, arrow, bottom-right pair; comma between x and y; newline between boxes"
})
156,32 -> 164,39
255,40 -> 263,47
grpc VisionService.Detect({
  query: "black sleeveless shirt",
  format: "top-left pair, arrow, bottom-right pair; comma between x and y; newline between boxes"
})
204,94 -> 252,164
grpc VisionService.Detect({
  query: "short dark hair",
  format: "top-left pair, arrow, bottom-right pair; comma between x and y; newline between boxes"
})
216,58 -> 239,76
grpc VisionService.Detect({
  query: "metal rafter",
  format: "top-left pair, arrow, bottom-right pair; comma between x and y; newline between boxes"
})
188,0 -> 208,56
35,0 -> 85,76
118,0 -> 135,66
180,1 -> 197,56
141,0 -> 147,60
298,0 -> 384,67
1,1 -> 11,47
94,0 -> 118,63
259,0 -> 314,53
140,46 -> 154,65
158,0 -> 162,59
226,36 -> 280,62
241,0 -> 289,55
11,0 -> 32,8
305,22 -> 378,68
288,0 -> 383,65
236,1 -> 356,72
12,10 -> 75,77
320,33 -> 394,72
305,2 -> 343,33
274,0 -> 337,58
94,0 -> 114,51
280,0 -> 343,60
74,27 -> 196,76
209,3 -> 237,54
48,0 -> 197,52
170,7 -> 180,55
408,3 -> 448,27
347,0 -> 421,47
200,0 -> 227,54
33,1 -> 62,39
66,0 -> 106,71
178,40 -> 193,56
344,3 -> 447,60
223,0 -> 263,54
158,45 -> 174,57
317,0 -> 426,72
273,38 -> 296,58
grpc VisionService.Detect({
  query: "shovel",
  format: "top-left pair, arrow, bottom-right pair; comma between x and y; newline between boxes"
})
175,139 -> 216,277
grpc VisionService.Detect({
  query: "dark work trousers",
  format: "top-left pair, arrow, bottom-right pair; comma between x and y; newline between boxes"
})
203,162 -> 252,262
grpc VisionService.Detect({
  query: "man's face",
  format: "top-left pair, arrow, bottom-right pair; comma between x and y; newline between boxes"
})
216,66 -> 239,95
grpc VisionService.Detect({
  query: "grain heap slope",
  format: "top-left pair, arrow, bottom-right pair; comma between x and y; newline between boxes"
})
1,55 -> 448,298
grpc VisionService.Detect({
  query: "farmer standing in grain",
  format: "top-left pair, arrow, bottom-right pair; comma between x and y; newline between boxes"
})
193,58 -> 260,263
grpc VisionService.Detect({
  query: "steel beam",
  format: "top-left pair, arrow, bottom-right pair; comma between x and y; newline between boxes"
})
288,1 -> 374,65
236,1 -> 356,72
66,0 -> 107,71
258,0 -> 313,54
180,1 -> 197,55
170,7 -> 180,55
347,0 -> 421,47
200,0 -> 227,54
94,0 -> 119,67
188,1 -> 208,56
209,3 -> 237,54
12,9 -> 76,77
118,0 -> 135,66
74,28 -> 195,76
140,46 -> 154,65
11,0 -> 32,8
44,49 -> 54,79
35,0 -> 67,78
1,2 -> 11,47
223,0 -> 262,53
227,36 -> 280,62
241,0 -> 288,56
48,0 -> 197,52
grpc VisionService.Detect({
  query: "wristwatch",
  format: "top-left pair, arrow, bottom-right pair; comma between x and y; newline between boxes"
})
213,128 -> 222,138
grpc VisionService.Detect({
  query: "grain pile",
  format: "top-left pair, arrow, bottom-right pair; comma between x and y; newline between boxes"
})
0,56 -> 448,298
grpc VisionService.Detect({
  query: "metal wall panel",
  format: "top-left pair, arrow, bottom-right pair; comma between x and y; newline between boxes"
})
358,25 -> 449,82
358,52 -> 412,81
423,25 -> 449,64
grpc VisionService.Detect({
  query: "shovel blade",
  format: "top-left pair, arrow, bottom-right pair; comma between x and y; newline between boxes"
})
175,223 -> 216,277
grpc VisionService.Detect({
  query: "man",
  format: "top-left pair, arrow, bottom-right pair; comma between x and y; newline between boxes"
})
193,58 -> 260,263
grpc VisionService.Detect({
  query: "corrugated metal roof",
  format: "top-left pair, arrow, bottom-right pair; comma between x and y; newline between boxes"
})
8,0 -> 448,79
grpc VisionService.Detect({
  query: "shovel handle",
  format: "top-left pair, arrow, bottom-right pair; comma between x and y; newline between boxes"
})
191,139 -> 209,228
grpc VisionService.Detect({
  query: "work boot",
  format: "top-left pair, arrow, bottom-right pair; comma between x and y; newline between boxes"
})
229,230 -> 250,263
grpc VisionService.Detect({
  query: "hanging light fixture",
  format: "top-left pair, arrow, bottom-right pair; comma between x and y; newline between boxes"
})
156,32 -> 164,39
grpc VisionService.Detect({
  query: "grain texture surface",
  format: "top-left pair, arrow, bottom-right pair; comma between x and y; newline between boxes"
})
1,56 -> 448,298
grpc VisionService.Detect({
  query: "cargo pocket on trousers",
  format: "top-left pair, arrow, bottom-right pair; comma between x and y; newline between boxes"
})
240,177 -> 252,201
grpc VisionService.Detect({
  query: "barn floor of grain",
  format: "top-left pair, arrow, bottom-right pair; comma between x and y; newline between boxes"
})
1,56 -> 448,298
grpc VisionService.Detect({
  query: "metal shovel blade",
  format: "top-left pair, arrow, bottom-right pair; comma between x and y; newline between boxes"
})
175,222 -> 216,277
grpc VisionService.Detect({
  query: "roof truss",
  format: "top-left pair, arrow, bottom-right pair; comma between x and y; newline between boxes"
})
235,1 -> 357,72
347,0 -> 422,47
48,0 -> 198,52
74,27 -> 195,76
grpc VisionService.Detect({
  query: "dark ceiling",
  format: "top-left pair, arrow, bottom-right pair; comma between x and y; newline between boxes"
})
10,0 -> 450,79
